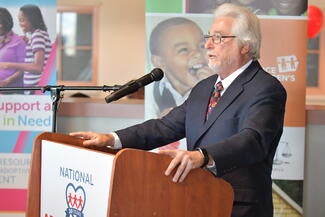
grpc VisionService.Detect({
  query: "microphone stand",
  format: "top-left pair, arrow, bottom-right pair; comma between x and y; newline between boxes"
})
0,85 -> 120,132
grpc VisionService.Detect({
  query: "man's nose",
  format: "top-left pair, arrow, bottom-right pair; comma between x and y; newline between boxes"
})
204,38 -> 214,49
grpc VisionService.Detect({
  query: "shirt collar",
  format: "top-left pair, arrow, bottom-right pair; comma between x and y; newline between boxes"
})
216,59 -> 253,94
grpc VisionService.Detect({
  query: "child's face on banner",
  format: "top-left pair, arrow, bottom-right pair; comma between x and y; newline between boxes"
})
231,0 -> 256,5
271,0 -> 306,15
153,22 -> 213,95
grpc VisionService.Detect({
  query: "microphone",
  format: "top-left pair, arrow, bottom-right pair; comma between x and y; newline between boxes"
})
105,68 -> 164,103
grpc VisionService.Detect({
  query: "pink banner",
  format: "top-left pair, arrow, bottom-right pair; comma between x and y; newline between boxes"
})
0,189 -> 27,211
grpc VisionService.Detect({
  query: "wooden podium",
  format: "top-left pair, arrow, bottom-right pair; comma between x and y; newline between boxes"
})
26,132 -> 234,217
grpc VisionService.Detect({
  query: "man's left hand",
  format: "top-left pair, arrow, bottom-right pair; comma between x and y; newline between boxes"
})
159,149 -> 204,183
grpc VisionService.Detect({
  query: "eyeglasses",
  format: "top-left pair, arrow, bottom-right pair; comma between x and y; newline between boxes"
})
204,33 -> 236,45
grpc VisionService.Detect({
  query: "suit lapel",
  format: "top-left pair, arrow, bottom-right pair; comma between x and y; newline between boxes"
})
188,76 -> 216,127
190,61 -> 261,149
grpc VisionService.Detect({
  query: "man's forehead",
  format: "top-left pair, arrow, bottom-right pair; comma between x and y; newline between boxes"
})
209,17 -> 234,33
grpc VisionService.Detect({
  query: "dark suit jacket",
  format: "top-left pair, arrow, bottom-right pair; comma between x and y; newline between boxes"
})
116,61 -> 287,217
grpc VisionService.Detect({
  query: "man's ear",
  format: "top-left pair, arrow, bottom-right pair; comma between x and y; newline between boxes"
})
241,44 -> 249,55
151,55 -> 165,68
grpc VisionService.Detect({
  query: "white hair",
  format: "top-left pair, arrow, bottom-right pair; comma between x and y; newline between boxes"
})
214,3 -> 261,59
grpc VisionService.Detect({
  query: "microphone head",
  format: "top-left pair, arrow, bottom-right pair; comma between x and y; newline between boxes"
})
151,68 -> 164,81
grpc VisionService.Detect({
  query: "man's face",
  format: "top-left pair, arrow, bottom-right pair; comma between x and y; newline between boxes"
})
152,22 -> 213,95
205,16 -> 248,79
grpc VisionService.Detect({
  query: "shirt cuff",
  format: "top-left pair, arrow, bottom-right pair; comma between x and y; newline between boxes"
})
206,160 -> 217,176
111,132 -> 122,149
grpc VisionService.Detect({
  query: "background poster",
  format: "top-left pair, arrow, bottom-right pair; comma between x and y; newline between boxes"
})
145,1 -> 307,216
0,0 -> 56,216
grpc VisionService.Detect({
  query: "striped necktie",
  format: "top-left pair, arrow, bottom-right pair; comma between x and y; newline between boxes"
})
206,81 -> 224,120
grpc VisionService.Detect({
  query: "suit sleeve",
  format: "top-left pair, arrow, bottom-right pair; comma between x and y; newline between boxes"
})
115,102 -> 187,150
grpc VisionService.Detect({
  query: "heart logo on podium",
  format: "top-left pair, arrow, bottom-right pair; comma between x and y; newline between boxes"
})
65,183 -> 86,217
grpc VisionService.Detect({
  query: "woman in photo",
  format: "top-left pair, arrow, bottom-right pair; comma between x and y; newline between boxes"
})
0,4 -> 52,93
0,7 -> 26,89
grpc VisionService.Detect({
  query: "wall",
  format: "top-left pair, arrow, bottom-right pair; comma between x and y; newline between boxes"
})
57,0 -> 145,98
303,109 -> 325,217
56,98 -> 144,133
305,2 -> 325,214
310,0 -> 325,9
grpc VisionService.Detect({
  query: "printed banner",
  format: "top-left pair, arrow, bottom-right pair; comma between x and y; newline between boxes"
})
0,0 -> 57,215
0,95 -> 53,132
259,18 -> 307,181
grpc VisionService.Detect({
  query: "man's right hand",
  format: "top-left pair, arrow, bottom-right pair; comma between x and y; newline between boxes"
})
69,131 -> 114,148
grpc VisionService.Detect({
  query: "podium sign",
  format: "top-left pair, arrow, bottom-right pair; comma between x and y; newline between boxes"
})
40,140 -> 114,216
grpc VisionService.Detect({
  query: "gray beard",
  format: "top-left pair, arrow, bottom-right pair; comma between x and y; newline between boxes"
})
208,62 -> 221,76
